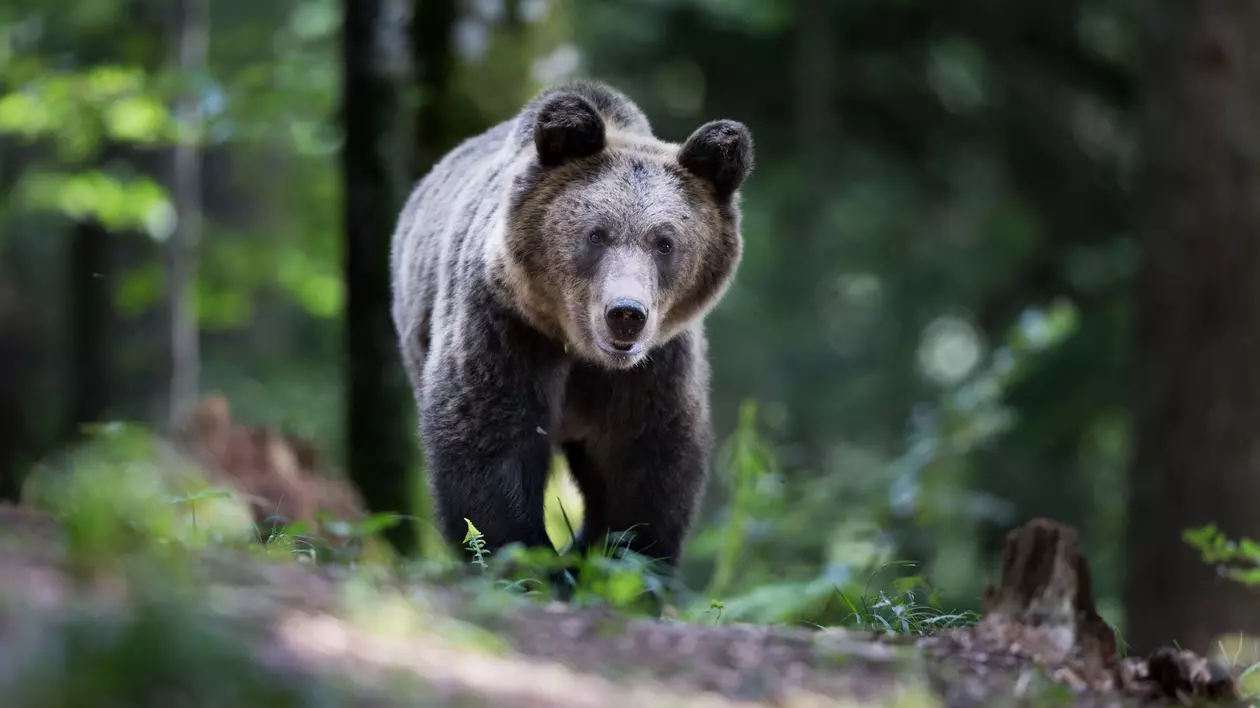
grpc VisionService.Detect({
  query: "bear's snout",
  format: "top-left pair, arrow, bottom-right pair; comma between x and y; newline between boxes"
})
604,299 -> 648,345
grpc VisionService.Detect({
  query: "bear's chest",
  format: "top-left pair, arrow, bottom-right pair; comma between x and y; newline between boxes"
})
547,364 -> 653,446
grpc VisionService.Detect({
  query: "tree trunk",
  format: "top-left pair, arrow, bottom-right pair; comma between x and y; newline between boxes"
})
403,0 -> 459,557
167,0 -> 208,425
0,274 -> 34,499
342,0 -> 417,555
1125,0 -> 1260,654
67,219 -> 113,437
410,0 -> 458,175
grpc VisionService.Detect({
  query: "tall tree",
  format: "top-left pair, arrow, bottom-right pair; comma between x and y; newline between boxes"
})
61,1 -> 170,438
67,217 -> 114,439
342,0 -> 417,555
167,0 -> 209,424
0,271 -> 35,499
1125,0 -> 1260,653
402,0 -> 459,556
410,0 -> 458,177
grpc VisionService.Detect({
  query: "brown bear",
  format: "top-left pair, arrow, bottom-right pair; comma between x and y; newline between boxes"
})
390,80 -> 754,571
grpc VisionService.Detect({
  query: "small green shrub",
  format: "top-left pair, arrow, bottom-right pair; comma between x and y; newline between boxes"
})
1185,524 -> 1260,589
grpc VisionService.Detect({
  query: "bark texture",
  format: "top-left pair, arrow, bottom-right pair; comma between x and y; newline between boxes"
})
1126,0 -> 1260,653
167,0 -> 208,424
68,218 -> 113,437
341,0 -> 417,555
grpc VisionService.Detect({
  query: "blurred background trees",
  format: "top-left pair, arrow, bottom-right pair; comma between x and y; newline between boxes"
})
0,0 -> 1256,654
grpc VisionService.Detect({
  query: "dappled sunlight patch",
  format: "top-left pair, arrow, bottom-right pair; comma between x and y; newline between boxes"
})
544,454 -> 585,551
340,574 -> 509,655
1210,633 -> 1260,698
270,610 -> 739,708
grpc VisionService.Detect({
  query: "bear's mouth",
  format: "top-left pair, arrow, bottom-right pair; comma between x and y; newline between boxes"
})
596,338 -> 645,360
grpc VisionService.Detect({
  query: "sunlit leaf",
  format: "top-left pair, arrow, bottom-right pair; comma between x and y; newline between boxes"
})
0,91 -> 51,136
104,95 -> 169,142
15,170 -> 171,232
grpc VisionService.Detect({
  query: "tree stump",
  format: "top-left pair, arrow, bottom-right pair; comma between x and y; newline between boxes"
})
964,517 -> 1241,704
971,518 -> 1117,689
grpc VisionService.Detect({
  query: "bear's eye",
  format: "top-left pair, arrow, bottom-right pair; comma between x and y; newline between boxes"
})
587,228 -> 607,246
655,237 -> 674,255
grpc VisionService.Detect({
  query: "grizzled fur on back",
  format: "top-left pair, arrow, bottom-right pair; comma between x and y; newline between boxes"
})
390,80 -> 754,572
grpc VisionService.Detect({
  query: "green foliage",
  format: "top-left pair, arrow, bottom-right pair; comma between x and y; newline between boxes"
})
1182,526 -> 1260,700
0,62 -> 175,151
0,53 -> 180,233
1185,525 -> 1260,589
258,509 -> 406,567
892,299 -> 1082,593
16,170 -> 172,236
441,408 -> 977,635
678,329 -> 1081,628
836,571 -> 980,637
454,523 -> 675,616
21,423 -> 256,574
463,518 -> 491,571
706,399 -> 775,600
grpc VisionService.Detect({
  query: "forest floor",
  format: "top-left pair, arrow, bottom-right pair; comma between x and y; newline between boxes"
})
0,399 -> 1249,707
0,504 -> 1247,707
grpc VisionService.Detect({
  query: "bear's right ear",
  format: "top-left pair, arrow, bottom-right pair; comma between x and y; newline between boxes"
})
533,92 -> 606,168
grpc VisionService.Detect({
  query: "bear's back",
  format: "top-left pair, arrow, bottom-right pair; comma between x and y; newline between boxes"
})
389,119 -> 515,348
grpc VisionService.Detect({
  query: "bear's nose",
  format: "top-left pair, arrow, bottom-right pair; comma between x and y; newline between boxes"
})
605,299 -> 648,339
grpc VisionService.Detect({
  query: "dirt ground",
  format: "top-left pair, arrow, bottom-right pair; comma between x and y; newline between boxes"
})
0,503 -> 1234,708
0,403 -> 1241,706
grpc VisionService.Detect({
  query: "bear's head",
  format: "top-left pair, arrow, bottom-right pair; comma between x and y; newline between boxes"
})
503,86 -> 755,370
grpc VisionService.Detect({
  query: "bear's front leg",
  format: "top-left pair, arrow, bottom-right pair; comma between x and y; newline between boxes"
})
565,335 -> 714,570
593,416 -> 711,569
418,317 -> 564,562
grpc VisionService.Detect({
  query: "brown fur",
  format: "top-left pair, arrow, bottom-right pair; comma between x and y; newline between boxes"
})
390,80 -> 754,571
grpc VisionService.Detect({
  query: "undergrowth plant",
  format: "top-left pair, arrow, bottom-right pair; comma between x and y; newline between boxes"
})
835,565 -> 979,636
706,399 -> 776,600
18,409 -> 977,644
433,397 -> 980,635
1184,525 -> 1260,698
1185,524 -> 1260,589
684,400 -> 976,636
463,518 -> 491,570
456,516 -> 678,616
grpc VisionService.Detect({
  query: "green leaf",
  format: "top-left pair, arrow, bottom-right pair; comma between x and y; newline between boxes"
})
16,170 -> 171,233
0,91 -> 52,136
104,95 -> 170,142
353,512 -> 404,539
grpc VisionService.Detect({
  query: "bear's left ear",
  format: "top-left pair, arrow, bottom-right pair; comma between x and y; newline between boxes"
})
678,120 -> 754,201
533,92 -> 607,167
